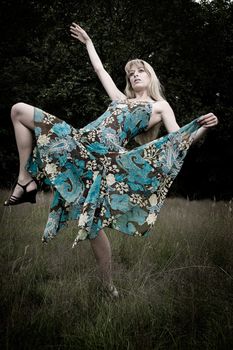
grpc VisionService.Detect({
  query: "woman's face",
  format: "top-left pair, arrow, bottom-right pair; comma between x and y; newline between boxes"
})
128,64 -> 150,92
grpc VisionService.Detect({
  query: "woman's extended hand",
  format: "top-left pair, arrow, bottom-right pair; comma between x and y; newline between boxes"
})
198,113 -> 219,128
70,23 -> 91,44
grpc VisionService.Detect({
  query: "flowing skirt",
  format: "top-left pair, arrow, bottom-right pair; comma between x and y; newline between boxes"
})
27,108 -> 200,247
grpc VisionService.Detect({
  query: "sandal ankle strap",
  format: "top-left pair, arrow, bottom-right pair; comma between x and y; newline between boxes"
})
17,179 -> 35,190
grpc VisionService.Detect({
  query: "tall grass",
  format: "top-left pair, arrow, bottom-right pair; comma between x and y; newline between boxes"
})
0,191 -> 233,350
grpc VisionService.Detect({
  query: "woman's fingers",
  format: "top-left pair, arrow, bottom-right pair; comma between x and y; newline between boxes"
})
198,113 -> 213,121
198,113 -> 218,127
70,28 -> 78,34
70,26 -> 80,32
70,26 -> 81,38
72,22 -> 80,28
70,25 -> 85,37
71,23 -> 82,31
71,33 -> 79,39
70,22 -> 89,43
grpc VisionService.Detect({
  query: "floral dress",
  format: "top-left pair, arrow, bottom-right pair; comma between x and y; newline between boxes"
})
28,99 -> 200,247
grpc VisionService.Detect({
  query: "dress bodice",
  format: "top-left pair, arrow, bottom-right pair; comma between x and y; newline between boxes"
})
78,100 -> 152,152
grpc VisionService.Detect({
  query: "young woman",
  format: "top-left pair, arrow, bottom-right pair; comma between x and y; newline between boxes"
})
4,23 -> 218,297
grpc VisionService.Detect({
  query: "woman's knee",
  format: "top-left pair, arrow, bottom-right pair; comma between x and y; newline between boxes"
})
11,102 -> 28,121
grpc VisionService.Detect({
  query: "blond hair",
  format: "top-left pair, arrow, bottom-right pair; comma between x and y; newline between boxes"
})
124,59 -> 165,145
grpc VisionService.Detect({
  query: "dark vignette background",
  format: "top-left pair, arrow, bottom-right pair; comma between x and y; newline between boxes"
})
0,0 -> 232,200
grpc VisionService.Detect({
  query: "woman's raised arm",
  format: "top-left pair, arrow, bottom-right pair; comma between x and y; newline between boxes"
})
70,23 -> 126,101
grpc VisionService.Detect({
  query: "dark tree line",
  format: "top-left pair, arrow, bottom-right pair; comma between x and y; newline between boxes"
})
0,0 -> 232,199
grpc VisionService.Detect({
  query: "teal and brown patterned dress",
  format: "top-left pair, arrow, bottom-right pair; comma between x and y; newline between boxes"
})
27,99 -> 201,247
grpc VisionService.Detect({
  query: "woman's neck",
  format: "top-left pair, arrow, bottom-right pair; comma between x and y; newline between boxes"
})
133,91 -> 151,101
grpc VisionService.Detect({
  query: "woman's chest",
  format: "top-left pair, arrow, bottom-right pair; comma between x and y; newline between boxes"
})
146,104 -> 162,130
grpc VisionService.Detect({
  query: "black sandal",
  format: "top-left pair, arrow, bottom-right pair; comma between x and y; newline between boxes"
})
4,179 -> 37,206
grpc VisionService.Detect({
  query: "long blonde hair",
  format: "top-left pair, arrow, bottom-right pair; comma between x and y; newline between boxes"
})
124,59 -> 165,145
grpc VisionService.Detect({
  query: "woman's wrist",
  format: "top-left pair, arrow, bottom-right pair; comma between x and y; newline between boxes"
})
85,38 -> 92,47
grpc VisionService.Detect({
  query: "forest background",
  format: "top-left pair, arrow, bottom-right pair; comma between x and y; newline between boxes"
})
0,0 -> 232,200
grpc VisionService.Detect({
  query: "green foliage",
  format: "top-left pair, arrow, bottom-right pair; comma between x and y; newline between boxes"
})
0,0 -> 232,197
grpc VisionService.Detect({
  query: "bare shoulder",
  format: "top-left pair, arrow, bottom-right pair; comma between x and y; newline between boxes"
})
149,100 -> 175,129
153,100 -> 172,111
151,100 -> 169,118
152,100 -> 174,117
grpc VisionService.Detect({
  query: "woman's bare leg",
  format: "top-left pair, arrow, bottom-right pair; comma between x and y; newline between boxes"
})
9,102 -> 36,197
90,229 -> 118,296
90,229 -> 112,285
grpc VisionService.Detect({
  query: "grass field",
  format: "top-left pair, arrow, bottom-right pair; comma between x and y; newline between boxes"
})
0,190 -> 233,350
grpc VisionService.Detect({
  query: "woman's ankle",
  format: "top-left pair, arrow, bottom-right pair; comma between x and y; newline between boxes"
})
18,173 -> 34,184
17,175 -> 37,191
103,283 -> 119,298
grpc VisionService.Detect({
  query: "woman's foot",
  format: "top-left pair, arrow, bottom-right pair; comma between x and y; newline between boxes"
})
4,178 -> 37,206
103,284 -> 119,299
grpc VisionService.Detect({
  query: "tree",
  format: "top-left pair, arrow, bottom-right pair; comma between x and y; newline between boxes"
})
0,0 -> 232,198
